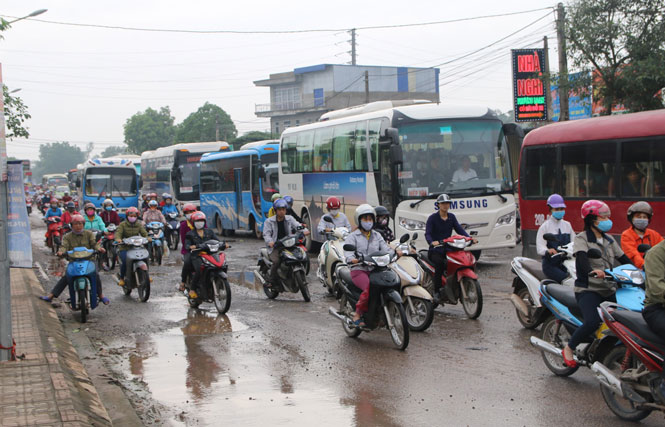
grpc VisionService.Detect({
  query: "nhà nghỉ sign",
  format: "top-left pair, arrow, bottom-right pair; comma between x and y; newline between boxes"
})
512,49 -> 548,122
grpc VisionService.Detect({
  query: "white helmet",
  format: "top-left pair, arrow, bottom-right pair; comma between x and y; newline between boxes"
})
103,198 -> 114,207
436,194 -> 452,204
355,204 -> 376,225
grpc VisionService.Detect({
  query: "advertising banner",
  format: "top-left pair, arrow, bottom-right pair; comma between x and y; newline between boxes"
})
7,162 -> 32,268
511,49 -> 548,122
551,71 -> 592,121
302,172 -> 366,233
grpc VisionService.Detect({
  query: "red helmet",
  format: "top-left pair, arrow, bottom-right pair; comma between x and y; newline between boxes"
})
183,203 -> 196,213
581,200 -> 611,219
71,214 -> 85,224
191,211 -> 206,222
126,206 -> 139,216
50,198 -> 58,203
326,196 -> 341,210
149,192 -> 158,198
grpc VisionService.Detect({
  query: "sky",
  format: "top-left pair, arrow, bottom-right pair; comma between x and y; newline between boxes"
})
1,0 -> 561,162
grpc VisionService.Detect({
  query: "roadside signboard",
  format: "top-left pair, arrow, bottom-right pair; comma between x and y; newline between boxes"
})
511,49 -> 548,122
7,162 -> 32,267
0,64 -> 7,181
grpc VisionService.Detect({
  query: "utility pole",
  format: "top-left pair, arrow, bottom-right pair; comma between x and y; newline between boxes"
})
350,28 -> 357,66
543,36 -> 554,122
364,71 -> 369,104
215,115 -> 220,141
0,64 -> 11,362
556,2 -> 569,121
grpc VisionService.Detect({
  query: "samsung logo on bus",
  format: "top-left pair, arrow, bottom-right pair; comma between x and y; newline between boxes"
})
450,199 -> 489,209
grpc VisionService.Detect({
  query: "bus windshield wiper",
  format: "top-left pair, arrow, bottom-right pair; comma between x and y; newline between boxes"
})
409,192 -> 443,208
97,183 -> 108,200
454,186 -> 508,203
112,181 -> 126,200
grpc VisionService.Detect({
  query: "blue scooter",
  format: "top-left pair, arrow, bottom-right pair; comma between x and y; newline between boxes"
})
65,247 -> 99,323
530,249 -> 645,376
146,221 -> 164,266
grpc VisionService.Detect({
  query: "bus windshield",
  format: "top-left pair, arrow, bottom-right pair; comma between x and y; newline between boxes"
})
48,177 -> 68,187
396,120 -> 512,198
85,167 -> 137,199
261,152 -> 280,201
174,154 -> 202,200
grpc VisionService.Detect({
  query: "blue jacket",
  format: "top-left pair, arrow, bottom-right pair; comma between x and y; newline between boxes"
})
162,204 -> 178,215
45,207 -> 62,218
425,212 -> 469,254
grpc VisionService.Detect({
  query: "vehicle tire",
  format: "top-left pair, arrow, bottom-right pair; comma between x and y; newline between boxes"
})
302,212 -> 320,253
540,316 -> 579,376
387,301 -> 409,350
340,296 -> 361,338
216,215 -> 224,236
515,285 -> 544,329
259,262 -> 279,299
460,277 -> 483,319
136,270 -> 150,302
78,288 -> 87,323
295,270 -> 310,302
172,233 -> 179,251
304,256 -> 311,275
213,275 -> 232,314
471,250 -> 481,260
251,216 -> 262,239
599,346 -> 652,422
155,246 -> 162,266
109,247 -> 117,270
405,297 -> 434,332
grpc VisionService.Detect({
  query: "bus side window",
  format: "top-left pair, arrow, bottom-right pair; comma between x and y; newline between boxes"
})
621,138 -> 665,197
562,142 -> 615,198
354,121 -> 368,171
523,147 -> 556,197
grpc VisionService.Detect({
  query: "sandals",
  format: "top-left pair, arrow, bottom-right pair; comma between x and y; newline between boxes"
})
38,295 -> 53,302
562,348 -> 578,368
100,297 -> 110,305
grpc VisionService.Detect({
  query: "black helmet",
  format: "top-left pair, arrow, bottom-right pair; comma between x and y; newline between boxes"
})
375,206 -> 389,217
66,201 -> 75,208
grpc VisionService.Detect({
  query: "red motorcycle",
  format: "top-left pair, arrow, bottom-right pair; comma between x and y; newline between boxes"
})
44,216 -> 63,255
591,302 -> 665,422
417,236 -> 483,319
186,239 -> 232,314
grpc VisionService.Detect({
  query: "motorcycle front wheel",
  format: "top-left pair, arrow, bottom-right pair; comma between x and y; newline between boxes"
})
461,277 -> 483,319
405,297 -> 434,332
155,245 -> 163,266
259,262 -> 279,299
78,288 -> 88,323
212,275 -> 232,314
387,301 -> 409,350
295,270 -> 310,302
599,346 -> 652,422
109,247 -> 117,270
136,270 -> 150,302
540,316 -> 578,376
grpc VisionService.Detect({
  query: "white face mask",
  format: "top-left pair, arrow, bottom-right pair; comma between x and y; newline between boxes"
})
185,213 -> 192,221
194,221 -> 205,230
360,220 -> 374,231
329,209 -> 339,217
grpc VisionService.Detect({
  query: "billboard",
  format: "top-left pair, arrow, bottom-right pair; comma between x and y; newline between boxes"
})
7,162 -> 32,268
551,71 -> 592,121
511,49 -> 548,122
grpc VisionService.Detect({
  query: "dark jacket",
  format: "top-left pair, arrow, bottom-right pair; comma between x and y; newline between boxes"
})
185,228 -> 221,250
425,212 -> 469,255
574,228 -> 632,296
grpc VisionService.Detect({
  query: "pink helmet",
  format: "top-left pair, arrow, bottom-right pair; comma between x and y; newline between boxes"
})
581,200 -> 611,219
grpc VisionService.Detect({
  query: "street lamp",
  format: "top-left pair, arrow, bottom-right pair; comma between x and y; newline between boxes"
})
4,9 -> 48,25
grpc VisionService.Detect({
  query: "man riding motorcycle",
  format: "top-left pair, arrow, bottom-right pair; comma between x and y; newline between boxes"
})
317,196 -> 351,238
184,212 -> 221,299
115,207 -> 150,287
283,195 -> 303,223
179,203 -> 198,292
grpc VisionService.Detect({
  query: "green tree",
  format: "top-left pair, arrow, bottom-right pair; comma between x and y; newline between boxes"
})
33,142 -> 85,181
233,131 -> 274,149
100,145 -> 127,158
123,106 -> 175,154
175,102 -> 237,144
3,85 -> 31,139
565,0 -> 665,114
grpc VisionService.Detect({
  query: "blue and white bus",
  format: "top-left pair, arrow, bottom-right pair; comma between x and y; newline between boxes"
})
77,156 -> 140,217
199,140 -> 280,237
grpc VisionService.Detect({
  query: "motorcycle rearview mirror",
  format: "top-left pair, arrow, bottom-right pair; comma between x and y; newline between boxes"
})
412,232 -> 418,240
587,248 -> 602,259
399,234 -> 409,244
323,215 -> 334,223
343,244 -> 356,252
637,244 -> 651,253
542,233 -> 557,242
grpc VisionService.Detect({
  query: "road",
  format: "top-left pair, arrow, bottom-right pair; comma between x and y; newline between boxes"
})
30,215 -> 663,426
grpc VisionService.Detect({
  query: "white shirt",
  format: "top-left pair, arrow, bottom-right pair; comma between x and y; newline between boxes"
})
536,215 -> 574,256
452,168 -> 477,182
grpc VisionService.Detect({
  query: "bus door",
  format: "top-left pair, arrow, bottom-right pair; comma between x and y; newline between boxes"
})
251,155 -> 262,218
234,168 -> 243,229
375,143 -> 395,213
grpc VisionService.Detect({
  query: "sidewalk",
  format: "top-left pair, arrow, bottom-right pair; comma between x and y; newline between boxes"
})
0,268 -> 112,426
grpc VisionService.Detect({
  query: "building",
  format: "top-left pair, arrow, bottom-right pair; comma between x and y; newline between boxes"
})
254,64 -> 440,136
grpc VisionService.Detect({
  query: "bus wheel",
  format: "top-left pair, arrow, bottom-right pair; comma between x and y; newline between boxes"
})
251,216 -> 262,239
216,215 -> 224,235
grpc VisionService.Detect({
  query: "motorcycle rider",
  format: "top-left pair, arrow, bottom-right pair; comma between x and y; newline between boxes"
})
115,207 -> 150,287
38,215 -> 109,305
536,194 -> 574,283
83,202 -> 107,233
372,205 -> 394,243
267,193 -> 282,218
100,199 -> 121,226
344,204 -> 394,327
562,200 -> 633,368
179,203 -> 198,292
283,195 -> 303,223
184,212 -> 222,299
143,200 -> 167,226
61,192 -> 72,204
317,196 -> 351,237
61,201 -> 79,226
44,198 -> 63,243
621,201 -> 663,269
263,198 -> 308,288
425,194 -> 474,302
41,192 -> 52,209
161,194 -> 178,216
642,239 -> 665,401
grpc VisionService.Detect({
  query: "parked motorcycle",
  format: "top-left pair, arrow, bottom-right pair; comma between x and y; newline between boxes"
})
317,215 -> 350,296
418,236 -> 483,319
146,221 -> 164,266
116,236 -> 151,302
256,226 -> 311,302
44,216 -> 63,255
165,212 -> 180,250
329,243 -> 409,350
185,239 -> 232,314
98,224 -> 118,270
63,247 -> 100,323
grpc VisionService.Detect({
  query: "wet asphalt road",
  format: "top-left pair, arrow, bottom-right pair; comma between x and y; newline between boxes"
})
30,216 -> 664,426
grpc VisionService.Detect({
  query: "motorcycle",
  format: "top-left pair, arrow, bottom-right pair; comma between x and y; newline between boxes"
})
530,248 -> 645,377
328,243 -> 410,350
256,226 -> 311,302
26,198 -> 32,215
418,236 -> 483,319
44,216 -> 63,255
591,301 -> 665,422
63,247 -> 100,323
316,215 -> 350,296
185,239 -> 232,314
509,233 -> 577,329
146,221 -> 165,266
165,212 -> 180,250
388,233 -> 434,332
98,224 -> 118,270
116,236 -> 151,302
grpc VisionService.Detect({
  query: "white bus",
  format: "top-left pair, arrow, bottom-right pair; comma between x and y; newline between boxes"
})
140,141 -> 230,208
77,156 -> 140,216
278,101 -> 522,254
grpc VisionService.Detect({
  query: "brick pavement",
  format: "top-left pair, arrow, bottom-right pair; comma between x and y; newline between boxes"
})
0,268 -> 112,426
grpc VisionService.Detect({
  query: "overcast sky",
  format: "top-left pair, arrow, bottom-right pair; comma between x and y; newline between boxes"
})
1,0 -> 560,161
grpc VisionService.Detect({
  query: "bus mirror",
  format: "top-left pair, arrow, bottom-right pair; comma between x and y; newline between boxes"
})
258,166 -> 266,180
138,176 -> 143,188
386,127 -> 399,144
390,145 -> 403,165
502,123 -> 524,138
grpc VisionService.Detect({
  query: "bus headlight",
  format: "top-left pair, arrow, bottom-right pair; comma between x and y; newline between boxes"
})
399,217 -> 425,231
495,212 -> 515,227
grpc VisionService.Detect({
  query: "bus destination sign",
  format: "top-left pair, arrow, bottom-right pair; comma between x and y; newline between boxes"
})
511,49 -> 547,122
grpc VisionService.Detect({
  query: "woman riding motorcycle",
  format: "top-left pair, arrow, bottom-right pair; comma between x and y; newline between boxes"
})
100,199 -> 121,226
621,201 -> 663,269
179,203 -> 198,292
161,193 -> 178,216
184,212 -> 222,299
283,195 -> 303,223
143,200 -> 167,226
115,207 -> 149,287
562,200 -> 634,368
317,196 -> 351,238
372,205 -> 394,243
536,194 -> 574,283
83,202 -> 107,233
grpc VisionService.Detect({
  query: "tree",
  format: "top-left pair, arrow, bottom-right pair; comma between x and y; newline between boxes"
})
123,106 -> 175,154
3,85 -> 31,139
232,131 -> 274,149
100,145 -> 128,158
175,102 -> 237,144
565,0 -> 665,114
33,142 -> 85,181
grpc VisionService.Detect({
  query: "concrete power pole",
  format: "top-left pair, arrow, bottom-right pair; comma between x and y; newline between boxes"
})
543,36 -> 554,122
351,28 -> 357,66
556,2 -> 569,121
364,71 -> 369,104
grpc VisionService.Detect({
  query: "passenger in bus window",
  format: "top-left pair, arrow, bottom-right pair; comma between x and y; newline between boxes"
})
655,172 -> 665,196
622,165 -> 644,197
621,201 -> 663,269
536,194 -> 574,283
452,155 -> 477,183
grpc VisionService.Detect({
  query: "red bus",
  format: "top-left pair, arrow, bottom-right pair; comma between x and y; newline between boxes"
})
519,109 -> 665,258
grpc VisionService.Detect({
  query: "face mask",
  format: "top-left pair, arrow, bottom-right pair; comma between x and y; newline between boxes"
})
360,220 -> 374,231
72,228 -> 83,235
596,219 -> 612,232
185,213 -> 192,221
86,210 -> 95,216
105,206 -> 112,211
329,209 -> 339,217
379,218 -> 388,226
633,218 -> 649,231
194,221 -> 205,230
50,205 -> 57,209
552,211 -> 565,220
128,216 -> 137,223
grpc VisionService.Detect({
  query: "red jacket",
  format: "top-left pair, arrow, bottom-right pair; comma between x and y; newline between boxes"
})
621,227 -> 664,269
61,210 -> 80,225
100,209 -> 121,226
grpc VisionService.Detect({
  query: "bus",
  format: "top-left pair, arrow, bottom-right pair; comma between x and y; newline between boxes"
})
78,156 -> 139,216
519,109 -> 665,258
199,140 -> 279,237
42,173 -> 68,189
67,168 -> 79,190
278,101 -> 521,252
140,141 -> 230,209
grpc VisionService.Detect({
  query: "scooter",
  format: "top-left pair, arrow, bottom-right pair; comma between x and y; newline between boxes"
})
510,233 -> 577,329
98,224 -> 118,270
26,198 -> 32,215
185,239 -> 232,314
44,216 -> 63,255
418,236 -> 483,319
165,212 -> 180,250
256,226 -> 311,302
591,301 -> 665,422
329,244 -> 410,350
64,247 -> 99,323
116,236 -> 151,302
146,221 -> 164,266
389,233 -> 434,332
317,215 -> 350,296
530,248 -> 645,377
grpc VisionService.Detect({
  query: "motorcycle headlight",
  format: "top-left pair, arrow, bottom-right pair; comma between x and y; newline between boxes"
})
208,244 -> 219,252
282,237 -> 296,247
495,212 -> 515,227
399,217 -> 425,231
629,270 -> 644,285
372,254 -> 391,267
448,239 -> 468,249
